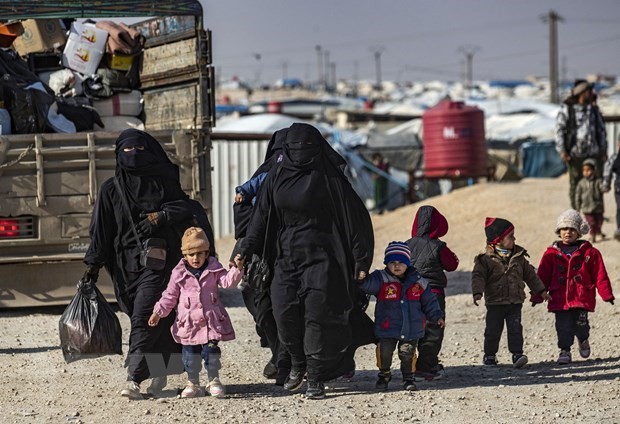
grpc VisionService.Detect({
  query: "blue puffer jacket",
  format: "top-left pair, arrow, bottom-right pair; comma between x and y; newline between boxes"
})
359,267 -> 444,340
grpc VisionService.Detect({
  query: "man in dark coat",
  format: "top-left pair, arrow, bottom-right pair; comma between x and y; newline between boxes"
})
240,123 -> 375,399
83,129 -> 215,399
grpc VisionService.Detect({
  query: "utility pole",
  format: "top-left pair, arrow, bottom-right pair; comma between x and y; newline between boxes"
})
315,45 -> 323,89
458,45 -> 479,96
541,9 -> 563,104
252,53 -> 262,88
324,50 -> 330,90
282,61 -> 288,80
330,62 -> 336,91
371,47 -> 385,91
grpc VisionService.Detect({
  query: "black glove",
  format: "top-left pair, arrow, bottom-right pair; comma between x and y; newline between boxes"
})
82,264 -> 100,284
607,299 -> 615,305
136,211 -> 167,237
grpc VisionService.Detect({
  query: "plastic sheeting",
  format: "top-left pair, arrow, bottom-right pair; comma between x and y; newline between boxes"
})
521,141 -> 566,178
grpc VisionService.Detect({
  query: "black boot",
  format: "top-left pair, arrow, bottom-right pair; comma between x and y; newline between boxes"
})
375,372 -> 392,390
262,361 -> 277,379
283,368 -> 306,391
305,381 -> 325,399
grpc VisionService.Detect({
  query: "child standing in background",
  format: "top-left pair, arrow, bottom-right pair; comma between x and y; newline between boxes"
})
603,136 -> 620,241
575,159 -> 606,243
148,227 -> 245,398
359,241 -> 445,392
472,218 -> 550,368
370,152 -> 390,214
534,209 -> 615,365
406,205 -> 459,381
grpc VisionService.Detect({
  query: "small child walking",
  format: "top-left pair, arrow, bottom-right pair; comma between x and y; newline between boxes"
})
534,209 -> 615,364
575,158 -> 606,243
406,205 -> 459,381
472,218 -> 550,368
148,227 -> 245,398
359,241 -> 445,391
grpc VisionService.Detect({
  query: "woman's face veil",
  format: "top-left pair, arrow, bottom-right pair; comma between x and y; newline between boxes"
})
283,123 -> 324,166
115,129 -> 170,172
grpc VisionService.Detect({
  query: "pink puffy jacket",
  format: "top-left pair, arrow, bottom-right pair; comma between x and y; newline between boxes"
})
153,257 -> 243,345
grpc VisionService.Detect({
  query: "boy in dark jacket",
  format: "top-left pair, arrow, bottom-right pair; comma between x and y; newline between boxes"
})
359,241 -> 445,392
575,158 -> 606,243
472,218 -> 550,368
406,205 -> 459,381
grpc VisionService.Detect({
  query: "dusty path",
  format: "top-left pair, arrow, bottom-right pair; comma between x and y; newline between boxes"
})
1,176 -> 619,424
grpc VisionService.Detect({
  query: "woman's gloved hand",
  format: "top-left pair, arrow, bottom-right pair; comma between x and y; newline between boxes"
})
82,264 -> 101,283
136,211 -> 167,237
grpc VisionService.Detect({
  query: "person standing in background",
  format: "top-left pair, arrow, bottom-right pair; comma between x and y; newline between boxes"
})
371,152 -> 390,214
602,136 -> 620,241
555,79 -> 607,209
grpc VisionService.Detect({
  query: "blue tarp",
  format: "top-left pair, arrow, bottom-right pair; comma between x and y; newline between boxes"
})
521,141 -> 566,178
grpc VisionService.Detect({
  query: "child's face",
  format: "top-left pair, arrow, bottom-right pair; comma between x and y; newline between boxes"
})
559,228 -> 579,245
582,165 -> 594,178
497,230 -> 515,250
184,251 -> 208,268
387,261 -> 407,277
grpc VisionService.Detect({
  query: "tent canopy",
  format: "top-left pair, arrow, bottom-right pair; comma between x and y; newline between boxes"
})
0,1 -> 203,19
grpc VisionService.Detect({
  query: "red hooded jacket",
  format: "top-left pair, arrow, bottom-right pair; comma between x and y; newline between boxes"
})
533,240 -> 614,312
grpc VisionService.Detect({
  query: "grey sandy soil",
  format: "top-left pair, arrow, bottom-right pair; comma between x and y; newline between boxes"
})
1,176 -> 619,424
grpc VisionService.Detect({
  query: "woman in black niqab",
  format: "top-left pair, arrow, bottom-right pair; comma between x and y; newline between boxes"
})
241,123 -> 375,398
83,129 -> 214,397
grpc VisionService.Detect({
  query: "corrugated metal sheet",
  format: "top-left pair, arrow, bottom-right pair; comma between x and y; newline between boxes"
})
211,139 -> 269,239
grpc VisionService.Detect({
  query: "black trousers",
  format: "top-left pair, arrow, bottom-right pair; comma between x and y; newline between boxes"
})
484,304 -> 524,356
554,309 -> 590,350
415,290 -> 446,372
615,191 -> 620,231
376,338 -> 418,380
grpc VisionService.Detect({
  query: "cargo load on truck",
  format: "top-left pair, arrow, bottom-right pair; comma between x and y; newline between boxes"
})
0,1 -> 215,308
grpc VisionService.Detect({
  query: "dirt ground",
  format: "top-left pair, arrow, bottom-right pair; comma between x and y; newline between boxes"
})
1,175 -> 619,424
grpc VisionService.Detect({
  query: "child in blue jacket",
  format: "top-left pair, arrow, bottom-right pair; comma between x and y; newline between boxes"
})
359,241 -> 445,391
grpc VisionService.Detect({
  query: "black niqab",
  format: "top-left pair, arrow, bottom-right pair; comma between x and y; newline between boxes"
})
114,129 -> 187,212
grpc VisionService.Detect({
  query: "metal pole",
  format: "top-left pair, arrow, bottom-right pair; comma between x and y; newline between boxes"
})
315,45 -> 323,88
542,10 -> 563,104
374,50 -> 382,90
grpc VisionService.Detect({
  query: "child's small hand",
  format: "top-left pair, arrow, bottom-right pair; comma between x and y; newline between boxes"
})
437,318 -> 446,328
541,291 -> 552,302
234,253 -> 245,269
234,193 -> 244,203
148,313 -> 160,327
473,294 -> 482,306
357,270 -> 367,281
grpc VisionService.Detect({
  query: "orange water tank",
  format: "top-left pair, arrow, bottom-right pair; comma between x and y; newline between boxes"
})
422,99 -> 487,178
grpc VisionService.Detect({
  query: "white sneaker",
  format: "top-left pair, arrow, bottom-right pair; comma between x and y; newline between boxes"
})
120,381 -> 143,400
146,376 -> 167,395
207,377 -> 225,397
181,382 -> 205,398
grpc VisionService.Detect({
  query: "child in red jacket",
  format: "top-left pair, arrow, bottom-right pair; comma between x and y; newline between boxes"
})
534,209 -> 615,365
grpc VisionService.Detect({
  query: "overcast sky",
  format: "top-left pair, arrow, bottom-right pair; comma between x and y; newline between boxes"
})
202,0 -> 620,86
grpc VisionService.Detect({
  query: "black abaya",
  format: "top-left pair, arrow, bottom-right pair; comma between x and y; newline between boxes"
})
242,123 -> 374,383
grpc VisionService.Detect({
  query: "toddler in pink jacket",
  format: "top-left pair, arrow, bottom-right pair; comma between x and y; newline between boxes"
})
149,227 -> 245,398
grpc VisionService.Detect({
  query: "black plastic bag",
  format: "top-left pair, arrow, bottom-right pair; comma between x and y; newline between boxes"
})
246,257 -> 272,292
59,279 -> 123,363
